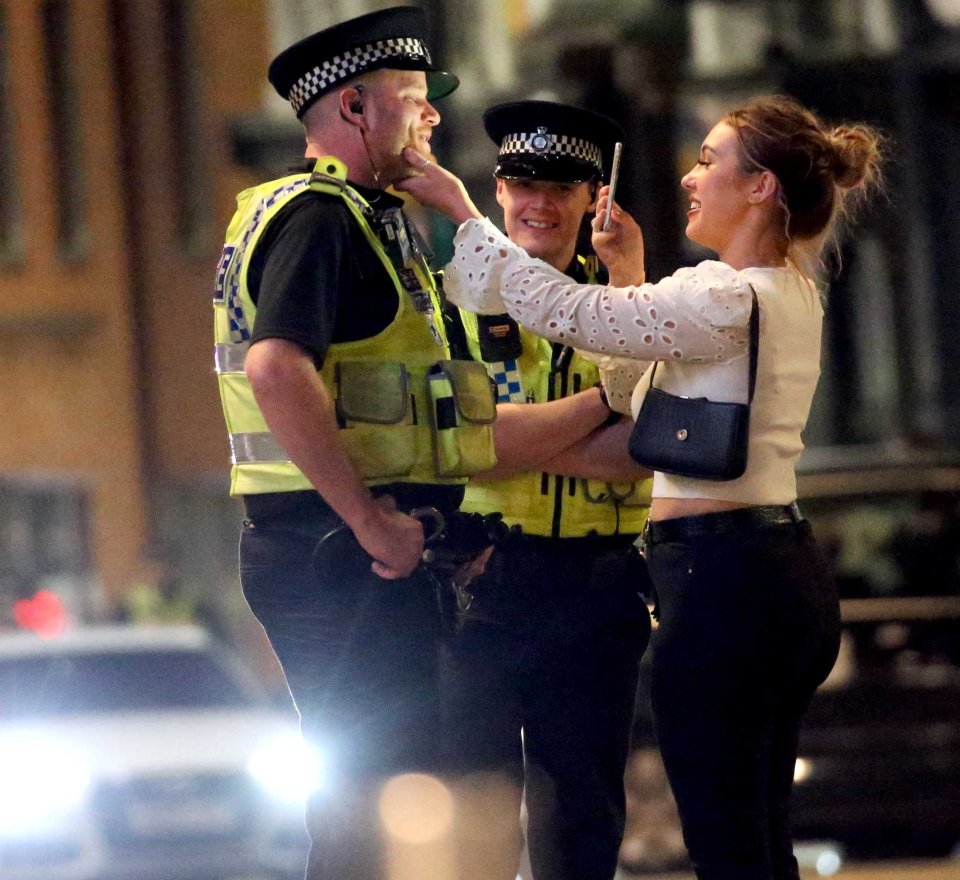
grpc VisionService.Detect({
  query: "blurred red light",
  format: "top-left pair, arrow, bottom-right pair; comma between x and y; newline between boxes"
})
13,590 -> 69,637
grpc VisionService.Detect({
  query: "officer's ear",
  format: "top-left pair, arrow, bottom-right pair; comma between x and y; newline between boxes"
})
494,177 -> 507,208
338,86 -> 366,129
586,179 -> 599,213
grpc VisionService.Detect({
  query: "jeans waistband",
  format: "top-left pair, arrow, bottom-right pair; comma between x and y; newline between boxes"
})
243,490 -> 332,523
646,503 -> 805,547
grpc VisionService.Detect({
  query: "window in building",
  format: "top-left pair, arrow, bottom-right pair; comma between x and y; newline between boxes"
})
0,7 -> 23,266
0,481 -> 98,630
40,0 -> 88,262
161,0 -> 212,254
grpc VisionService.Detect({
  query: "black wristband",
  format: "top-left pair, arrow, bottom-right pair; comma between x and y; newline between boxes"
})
596,384 -> 621,425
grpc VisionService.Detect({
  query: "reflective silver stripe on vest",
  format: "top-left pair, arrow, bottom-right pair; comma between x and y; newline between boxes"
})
215,343 -> 248,373
230,432 -> 289,464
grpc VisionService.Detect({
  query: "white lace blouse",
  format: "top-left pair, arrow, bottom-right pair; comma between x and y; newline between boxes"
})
444,218 -> 824,505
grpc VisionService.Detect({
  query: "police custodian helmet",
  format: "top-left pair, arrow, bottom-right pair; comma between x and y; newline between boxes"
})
483,100 -> 624,184
268,5 -> 459,119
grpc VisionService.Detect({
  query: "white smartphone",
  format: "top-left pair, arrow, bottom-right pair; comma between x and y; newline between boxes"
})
601,142 -> 623,232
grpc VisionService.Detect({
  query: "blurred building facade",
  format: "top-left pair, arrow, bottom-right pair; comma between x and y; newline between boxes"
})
0,0 -> 267,629
1,0 -> 958,633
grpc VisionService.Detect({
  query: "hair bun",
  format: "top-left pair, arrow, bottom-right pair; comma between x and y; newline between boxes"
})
828,125 -> 883,190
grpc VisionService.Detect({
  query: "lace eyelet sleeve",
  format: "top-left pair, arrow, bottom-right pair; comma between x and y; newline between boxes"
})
443,218 -> 528,315
445,219 -> 753,364
501,259 -> 753,363
584,354 -> 652,414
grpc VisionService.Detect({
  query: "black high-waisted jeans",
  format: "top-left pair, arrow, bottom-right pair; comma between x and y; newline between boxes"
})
645,510 -> 841,880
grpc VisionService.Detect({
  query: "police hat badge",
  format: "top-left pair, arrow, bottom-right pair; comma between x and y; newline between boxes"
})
483,100 -> 624,183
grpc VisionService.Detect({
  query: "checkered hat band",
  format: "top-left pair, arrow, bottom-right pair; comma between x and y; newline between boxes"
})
288,37 -> 431,114
500,133 -> 603,171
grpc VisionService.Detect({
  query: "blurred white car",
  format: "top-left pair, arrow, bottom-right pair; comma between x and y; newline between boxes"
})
0,625 -> 313,880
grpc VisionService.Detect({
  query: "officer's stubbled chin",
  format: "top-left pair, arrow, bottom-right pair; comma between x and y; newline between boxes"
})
406,142 -> 434,163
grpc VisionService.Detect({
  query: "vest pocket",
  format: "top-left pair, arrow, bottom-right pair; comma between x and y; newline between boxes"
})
428,360 -> 498,476
334,361 -> 417,478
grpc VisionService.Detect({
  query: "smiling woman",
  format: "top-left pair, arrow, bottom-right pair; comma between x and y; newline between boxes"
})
401,94 -> 885,880
680,123 -> 769,266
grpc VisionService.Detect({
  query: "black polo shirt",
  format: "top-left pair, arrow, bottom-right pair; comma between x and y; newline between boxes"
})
247,176 -> 402,368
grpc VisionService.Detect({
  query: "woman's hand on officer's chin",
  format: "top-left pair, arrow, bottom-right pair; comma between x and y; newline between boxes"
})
395,147 -> 483,224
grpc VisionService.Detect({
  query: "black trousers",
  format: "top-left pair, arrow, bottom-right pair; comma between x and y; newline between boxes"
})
441,534 -> 652,880
645,513 -> 841,880
239,489 -> 456,880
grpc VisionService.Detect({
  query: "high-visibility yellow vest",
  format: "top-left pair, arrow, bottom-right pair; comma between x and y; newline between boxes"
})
460,257 -> 651,537
213,157 -> 496,496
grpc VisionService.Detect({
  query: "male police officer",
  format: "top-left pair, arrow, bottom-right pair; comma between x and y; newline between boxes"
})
436,102 -> 654,880
212,8 -> 497,880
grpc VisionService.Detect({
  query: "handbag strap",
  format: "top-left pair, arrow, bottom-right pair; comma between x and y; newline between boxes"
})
645,286 -> 760,403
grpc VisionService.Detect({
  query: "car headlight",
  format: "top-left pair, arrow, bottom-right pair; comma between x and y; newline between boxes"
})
793,757 -> 813,784
0,735 -> 90,833
248,734 -> 323,804
794,841 -> 844,877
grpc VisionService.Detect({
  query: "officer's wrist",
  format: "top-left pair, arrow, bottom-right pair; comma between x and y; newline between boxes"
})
595,384 -> 621,426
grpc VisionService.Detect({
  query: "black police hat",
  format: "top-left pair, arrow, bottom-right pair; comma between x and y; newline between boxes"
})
268,6 -> 459,119
483,101 -> 624,184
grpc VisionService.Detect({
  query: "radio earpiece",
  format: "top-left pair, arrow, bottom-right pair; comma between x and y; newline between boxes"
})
350,84 -> 365,114
339,85 -> 365,125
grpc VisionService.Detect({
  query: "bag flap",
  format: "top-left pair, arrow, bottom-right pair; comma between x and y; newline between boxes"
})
629,387 -> 750,480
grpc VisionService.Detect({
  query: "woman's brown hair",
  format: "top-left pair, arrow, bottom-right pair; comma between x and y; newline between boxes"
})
725,95 -> 884,267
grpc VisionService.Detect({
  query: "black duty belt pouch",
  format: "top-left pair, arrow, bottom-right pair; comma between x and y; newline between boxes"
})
628,288 -> 758,481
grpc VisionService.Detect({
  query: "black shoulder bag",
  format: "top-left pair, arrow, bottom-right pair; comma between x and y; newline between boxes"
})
627,288 -> 759,481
